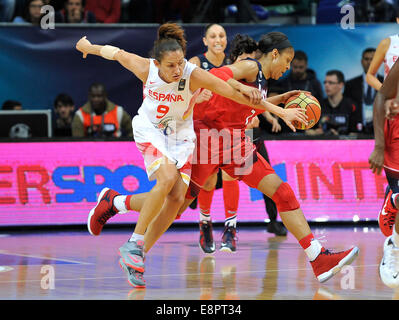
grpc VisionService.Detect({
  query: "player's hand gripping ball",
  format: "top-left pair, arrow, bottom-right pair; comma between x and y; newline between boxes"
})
284,92 -> 321,130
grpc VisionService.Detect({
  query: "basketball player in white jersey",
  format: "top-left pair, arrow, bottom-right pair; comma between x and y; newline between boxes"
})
76,23 -> 308,287
367,34 -> 399,89
366,20 -> 399,240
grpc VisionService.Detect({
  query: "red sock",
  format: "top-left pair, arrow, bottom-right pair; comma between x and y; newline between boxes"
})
299,233 -> 323,261
198,188 -> 215,218
125,195 -> 133,211
223,180 -> 239,219
299,233 -> 315,250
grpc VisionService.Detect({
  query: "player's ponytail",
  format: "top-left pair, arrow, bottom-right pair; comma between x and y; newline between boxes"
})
228,34 -> 258,63
258,32 -> 293,55
153,23 -> 187,61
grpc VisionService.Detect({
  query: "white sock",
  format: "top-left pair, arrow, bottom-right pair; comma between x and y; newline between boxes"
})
129,232 -> 144,243
113,195 -> 128,213
225,215 -> 237,228
200,210 -> 211,222
392,227 -> 399,248
305,239 -> 323,261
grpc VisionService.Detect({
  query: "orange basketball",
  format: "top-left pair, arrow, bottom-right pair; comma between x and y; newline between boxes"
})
284,92 -> 321,130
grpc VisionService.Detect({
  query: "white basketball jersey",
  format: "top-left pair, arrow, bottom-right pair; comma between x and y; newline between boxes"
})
137,59 -> 198,140
132,59 -> 199,174
384,34 -> 399,79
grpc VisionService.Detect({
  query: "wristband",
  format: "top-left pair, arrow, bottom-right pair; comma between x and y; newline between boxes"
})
100,45 -> 120,60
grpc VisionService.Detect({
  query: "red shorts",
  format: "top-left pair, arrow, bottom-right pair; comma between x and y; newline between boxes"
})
384,117 -> 399,179
186,120 -> 275,199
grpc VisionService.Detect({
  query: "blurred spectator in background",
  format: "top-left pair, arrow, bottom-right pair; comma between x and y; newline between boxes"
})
153,0 -> 191,23
274,50 -> 324,103
53,93 -> 75,137
370,0 -> 397,22
352,0 -> 398,22
2,99 -> 22,110
313,70 -> 359,136
13,0 -> 44,25
55,0 -> 96,23
72,83 -> 133,138
0,0 -> 15,21
85,0 -> 120,23
122,0 -> 152,23
43,0 -> 64,11
191,0 -> 259,23
344,48 -> 383,135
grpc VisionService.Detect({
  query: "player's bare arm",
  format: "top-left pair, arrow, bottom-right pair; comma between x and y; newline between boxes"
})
369,59 -> 399,174
75,36 -> 150,83
225,78 -> 262,105
190,67 -> 308,131
227,59 -> 259,83
189,67 -> 265,110
366,37 -> 390,91
225,60 -> 308,128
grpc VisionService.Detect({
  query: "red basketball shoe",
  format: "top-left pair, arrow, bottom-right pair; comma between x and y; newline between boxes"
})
310,246 -> 359,283
88,187 -> 119,236
379,189 -> 398,237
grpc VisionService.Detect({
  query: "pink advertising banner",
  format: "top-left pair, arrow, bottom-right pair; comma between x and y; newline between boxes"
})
0,140 -> 385,227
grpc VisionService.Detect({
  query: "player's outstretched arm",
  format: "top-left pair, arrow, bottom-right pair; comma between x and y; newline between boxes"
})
75,36 -> 149,83
190,67 -> 266,110
190,67 -> 308,131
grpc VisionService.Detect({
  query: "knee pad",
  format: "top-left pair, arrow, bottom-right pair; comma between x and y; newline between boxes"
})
271,182 -> 300,212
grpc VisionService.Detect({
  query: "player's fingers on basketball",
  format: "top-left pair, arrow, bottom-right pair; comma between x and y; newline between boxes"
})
285,121 -> 296,132
296,110 -> 308,124
297,113 -> 307,124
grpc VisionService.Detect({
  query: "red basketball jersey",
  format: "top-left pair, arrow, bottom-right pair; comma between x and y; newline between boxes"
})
201,65 -> 267,131
193,53 -> 229,121
193,94 -> 208,121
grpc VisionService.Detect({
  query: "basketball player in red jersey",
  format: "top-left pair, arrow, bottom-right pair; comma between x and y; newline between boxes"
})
92,32 -> 359,285
189,23 -> 242,254
184,33 -> 358,284
367,23 -> 399,236
369,59 -> 399,287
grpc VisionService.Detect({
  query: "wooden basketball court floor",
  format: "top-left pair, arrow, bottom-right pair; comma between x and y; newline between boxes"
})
0,224 -> 397,301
